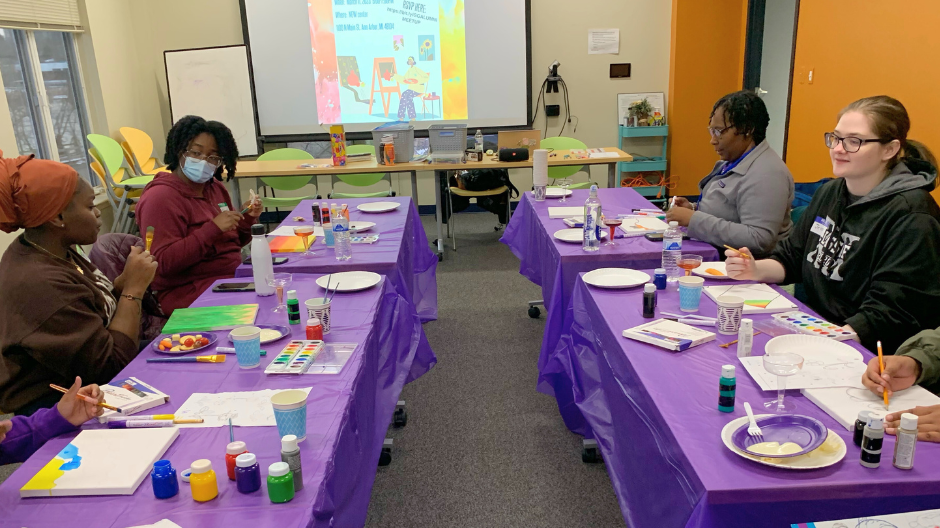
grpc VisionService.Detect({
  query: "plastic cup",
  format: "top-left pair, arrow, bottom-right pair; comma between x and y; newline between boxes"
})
678,276 -> 705,312
716,295 -> 745,335
271,389 -> 308,441
230,326 -> 262,369
304,298 -> 332,334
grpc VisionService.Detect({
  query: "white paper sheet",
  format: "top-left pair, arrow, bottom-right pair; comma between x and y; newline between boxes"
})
548,207 -> 584,219
739,356 -> 867,391
588,28 -> 619,54
173,387 -> 313,427
267,225 -> 324,238
127,520 -> 184,528
801,508 -> 940,528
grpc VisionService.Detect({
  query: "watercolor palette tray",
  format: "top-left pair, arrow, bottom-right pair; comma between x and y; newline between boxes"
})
264,340 -> 324,375
770,311 -> 857,341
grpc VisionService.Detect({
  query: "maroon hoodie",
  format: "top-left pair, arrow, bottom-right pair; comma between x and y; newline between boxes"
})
135,172 -> 253,314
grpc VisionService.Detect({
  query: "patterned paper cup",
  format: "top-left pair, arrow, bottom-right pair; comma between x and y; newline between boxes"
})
230,326 -> 262,369
271,389 -> 308,441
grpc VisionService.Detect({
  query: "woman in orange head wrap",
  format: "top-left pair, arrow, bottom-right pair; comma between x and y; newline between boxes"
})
0,151 -> 158,415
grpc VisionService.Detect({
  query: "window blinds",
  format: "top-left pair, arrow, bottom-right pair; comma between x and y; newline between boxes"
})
0,0 -> 82,32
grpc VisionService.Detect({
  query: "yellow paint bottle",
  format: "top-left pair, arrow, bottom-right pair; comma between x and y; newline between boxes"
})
189,459 -> 218,502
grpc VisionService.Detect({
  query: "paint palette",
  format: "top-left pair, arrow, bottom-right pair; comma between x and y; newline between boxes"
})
770,311 -> 857,341
350,234 -> 380,244
263,340 -> 324,375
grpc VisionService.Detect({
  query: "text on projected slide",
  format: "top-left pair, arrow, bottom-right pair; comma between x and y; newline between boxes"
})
309,0 -> 468,125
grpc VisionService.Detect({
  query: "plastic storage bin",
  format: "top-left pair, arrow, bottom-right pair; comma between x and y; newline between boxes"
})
371,124 -> 414,163
429,124 -> 468,154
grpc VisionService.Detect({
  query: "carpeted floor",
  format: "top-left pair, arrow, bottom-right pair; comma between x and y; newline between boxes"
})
364,213 -> 624,527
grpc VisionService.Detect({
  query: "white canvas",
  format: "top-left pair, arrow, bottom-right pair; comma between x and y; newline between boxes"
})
802,383 -> 940,430
548,207 -> 584,219
801,507 -> 940,527
20,428 -> 178,497
703,284 -> 797,314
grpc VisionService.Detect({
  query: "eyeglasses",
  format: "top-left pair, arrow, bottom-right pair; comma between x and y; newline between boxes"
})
707,125 -> 733,139
823,132 -> 887,153
184,149 -> 223,167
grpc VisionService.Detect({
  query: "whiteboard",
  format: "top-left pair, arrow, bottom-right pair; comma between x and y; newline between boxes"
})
165,45 -> 259,156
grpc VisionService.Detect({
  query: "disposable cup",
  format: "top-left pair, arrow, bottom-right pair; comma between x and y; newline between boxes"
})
678,276 -> 705,312
271,389 -> 308,441
230,326 -> 262,369
716,295 -> 745,335
305,299 -> 332,334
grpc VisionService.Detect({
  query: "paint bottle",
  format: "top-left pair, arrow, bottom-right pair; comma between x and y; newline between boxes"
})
189,459 -> 219,502
311,201 -> 321,227
235,452 -> 262,493
860,415 -> 884,469
281,434 -> 304,491
305,317 -> 324,341
893,413 -> 918,470
642,283 -> 656,318
267,462 -> 295,503
853,410 -> 873,447
321,204 -> 334,248
287,290 -> 301,325
225,441 -> 248,481
151,459 -> 179,499
653,268 -> 667,290
718,365 -> 735,413
736,318 -> 753,358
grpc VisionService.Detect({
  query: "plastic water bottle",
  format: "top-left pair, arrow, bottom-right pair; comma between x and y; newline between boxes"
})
250,224 -> 275,296
333,204 -> 352,261
582,185 -> 601,252
474,129 -> 484,151
662,220 -> 683,285
321,203 -> 335,248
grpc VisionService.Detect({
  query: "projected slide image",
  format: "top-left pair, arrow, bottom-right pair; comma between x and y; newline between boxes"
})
308,0 -> 468,125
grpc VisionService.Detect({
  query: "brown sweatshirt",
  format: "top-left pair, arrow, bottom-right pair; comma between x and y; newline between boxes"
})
0,236 -> 138,412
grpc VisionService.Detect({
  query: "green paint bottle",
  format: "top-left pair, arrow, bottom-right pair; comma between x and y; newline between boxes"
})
718,365 -> 736,413
286,290 -> 301,325
267,462 -> 295,503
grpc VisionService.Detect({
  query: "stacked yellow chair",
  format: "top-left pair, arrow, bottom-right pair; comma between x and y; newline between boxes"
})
119,127 -> 167,176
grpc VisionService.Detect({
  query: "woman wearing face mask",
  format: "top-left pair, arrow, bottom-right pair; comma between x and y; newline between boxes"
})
726,96 -> 940,355
0,153 -> 156,415
666,91 -> 794,258
135,116 -> 261,315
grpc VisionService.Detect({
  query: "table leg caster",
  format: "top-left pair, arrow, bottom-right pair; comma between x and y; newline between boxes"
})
582,439 -> 602,463
438,253 -> 443,262
528,306 -> 541,318
393,400 -> 408,428
378,438 -> 393,466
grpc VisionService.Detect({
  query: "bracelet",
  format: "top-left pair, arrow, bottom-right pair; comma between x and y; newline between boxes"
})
121,294 -> 143,315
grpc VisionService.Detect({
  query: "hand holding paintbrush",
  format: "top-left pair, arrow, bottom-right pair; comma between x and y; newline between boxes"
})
49,377 -> 113,421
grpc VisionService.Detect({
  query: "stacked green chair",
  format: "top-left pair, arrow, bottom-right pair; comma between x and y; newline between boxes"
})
256,148 -> 319,211
328,144 -> 396,198
540,136 -> 596,189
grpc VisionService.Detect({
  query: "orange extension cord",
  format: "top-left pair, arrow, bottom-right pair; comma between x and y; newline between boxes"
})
620,171 -> 679,199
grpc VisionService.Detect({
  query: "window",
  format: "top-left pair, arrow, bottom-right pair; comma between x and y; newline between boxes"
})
0,28 -> 92,181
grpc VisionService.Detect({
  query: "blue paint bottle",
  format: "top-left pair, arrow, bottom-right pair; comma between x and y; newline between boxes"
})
235,452 -> 262,494
151,459 -> 179,499
653,268 -> 667,290
718,365 -> 736,413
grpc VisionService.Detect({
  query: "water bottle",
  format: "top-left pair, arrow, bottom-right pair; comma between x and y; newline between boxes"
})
333,204 -> 352,261
474,129 -> 484,151
662,220 -> 683,285
582,185 -> 601,252
321,203 -> 335,248
250,224 -> 275,296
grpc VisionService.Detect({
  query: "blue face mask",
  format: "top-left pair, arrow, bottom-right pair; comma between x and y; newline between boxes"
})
181,156 -> 218,184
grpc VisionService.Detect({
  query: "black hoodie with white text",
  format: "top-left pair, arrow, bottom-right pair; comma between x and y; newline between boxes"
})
770,160 -> 940,355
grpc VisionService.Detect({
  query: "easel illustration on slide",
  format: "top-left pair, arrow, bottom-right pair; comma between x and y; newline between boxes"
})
368,57 -> 401,118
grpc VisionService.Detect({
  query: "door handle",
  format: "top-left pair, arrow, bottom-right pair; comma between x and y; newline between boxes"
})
754,87 -> 768,96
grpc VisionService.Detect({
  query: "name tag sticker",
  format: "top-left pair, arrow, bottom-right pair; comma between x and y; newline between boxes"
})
810,216 -> 829,236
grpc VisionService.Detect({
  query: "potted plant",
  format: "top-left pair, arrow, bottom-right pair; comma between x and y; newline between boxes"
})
628,99 -> 654,127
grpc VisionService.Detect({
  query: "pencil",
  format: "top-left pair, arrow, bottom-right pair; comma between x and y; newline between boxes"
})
877,340 -> 889,410
723,244 -> 753,260
49,383 -> 121,413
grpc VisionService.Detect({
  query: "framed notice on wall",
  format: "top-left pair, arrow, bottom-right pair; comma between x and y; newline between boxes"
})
617,92 -> 666,125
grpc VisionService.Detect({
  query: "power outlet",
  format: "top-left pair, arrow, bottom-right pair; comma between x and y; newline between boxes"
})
546,105 -> 561,117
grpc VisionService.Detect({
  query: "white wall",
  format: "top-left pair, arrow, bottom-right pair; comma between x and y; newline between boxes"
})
759,0 -> 797,158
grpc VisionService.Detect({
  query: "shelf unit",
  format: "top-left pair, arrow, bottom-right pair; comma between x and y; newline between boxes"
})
619,125 -> 668,203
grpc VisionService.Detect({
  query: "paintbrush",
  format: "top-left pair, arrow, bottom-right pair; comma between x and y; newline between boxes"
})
145,226 -> 154,252
723,245 -> 752,260
241,189 -> 259,214
146,355 -> 226,363
49,383 -> 122,413
718,331 -> 763,348
229,418 -> 234,443
322,274 -> 332,303
878,340 -> 889,410
328,282 -> 341,303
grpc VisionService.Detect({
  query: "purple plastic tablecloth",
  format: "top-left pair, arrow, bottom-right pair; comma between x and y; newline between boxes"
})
235,197 -> 438,324
499,188 -> 718,404
0,274 -> 436,528
547,273 -> 940,528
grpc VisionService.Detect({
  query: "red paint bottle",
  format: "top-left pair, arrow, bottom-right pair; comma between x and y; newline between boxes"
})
305,317 -> 323,341
225,441 -> 247,481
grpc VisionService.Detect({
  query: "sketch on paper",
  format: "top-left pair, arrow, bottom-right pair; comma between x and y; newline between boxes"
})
173,388 -> 313,428
796,508 -> 940,528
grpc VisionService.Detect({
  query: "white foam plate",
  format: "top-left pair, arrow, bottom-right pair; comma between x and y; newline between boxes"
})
315,271 -> 381,292
583,268 -> 651,289
349,221 -> 376,233
553,228 -> 607,243
357,202 -> 401,213
692,261 -> 735,280
721,414 -> 846,470
545,187 -> 573,198
764,334 -> 864,362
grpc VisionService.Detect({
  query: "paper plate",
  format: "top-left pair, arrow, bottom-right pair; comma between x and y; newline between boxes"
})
553,228 -> 607,243
692,261 -> 735,280
349,221 -> 376,233
764,334 -> 863,362
721,414 -> 846,470
315,271 -> 382,292
357,202 -> 401,213
152,332 -> 218,354
228,324 -> 290,345
583,268 -> 651,289
545,188 -> 573,198
731,414 -> 828,457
